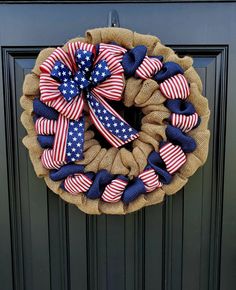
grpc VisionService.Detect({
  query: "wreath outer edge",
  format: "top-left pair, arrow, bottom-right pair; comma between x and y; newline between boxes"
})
20,27 -> 210,215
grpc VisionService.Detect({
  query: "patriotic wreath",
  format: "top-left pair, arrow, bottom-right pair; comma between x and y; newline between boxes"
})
21,28 -> 210,214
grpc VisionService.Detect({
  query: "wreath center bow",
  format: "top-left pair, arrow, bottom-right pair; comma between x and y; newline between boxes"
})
39,44 -> 139,164
51,49 -> 111,102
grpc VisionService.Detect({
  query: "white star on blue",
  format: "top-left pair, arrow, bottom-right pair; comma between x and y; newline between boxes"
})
66,116 -> 85,162
87,93 -> 138,142
50,50 -> 111,102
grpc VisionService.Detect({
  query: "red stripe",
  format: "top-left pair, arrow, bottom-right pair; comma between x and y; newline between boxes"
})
160,74 -> 190,100
139,168 -> 162,192
101,178 -> 128,202
64,173 -> 93,195
159,143 -> 186,174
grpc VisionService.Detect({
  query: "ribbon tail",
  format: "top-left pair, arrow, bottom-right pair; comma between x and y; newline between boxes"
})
52,114 -> 85,163
87,92 -> 139,148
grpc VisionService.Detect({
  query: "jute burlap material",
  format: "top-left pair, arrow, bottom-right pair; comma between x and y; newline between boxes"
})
21,27 -> 210,214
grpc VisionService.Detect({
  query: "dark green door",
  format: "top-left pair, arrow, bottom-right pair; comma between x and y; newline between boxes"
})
0,2 -> 235,290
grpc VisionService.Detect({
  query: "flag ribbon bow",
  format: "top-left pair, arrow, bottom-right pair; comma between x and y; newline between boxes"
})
39,42 -> 139,164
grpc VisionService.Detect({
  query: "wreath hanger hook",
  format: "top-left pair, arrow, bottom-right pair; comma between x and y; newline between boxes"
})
108,10 -> 120,27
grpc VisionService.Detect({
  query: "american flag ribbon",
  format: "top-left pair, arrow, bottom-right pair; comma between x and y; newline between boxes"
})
39,41 -> 139,149
64,173 -> 93,195
39,113 -> 85,169
139,168 -> 163,192
35,117 -> 57,135
87,92 -> 139,148
136,56 -> 163,80
159,143 -> 187,174
160,74 -> 190,100
171,112 -> 199,132
101,177 -> 128,203
41,148 -> 65,170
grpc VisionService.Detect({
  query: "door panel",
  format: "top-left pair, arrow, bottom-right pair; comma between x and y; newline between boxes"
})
0,3 -> 235,290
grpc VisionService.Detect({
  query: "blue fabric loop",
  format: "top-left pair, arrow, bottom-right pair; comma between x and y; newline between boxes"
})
165,99 -> 196,115
60,171 -> 94,191
122,177 -> 146,204
147,151 -> 172,184
33,98 -> 59,120
151,55 -> 164,62
50,164 -> 85,181
37,135 -> 54,148
121,45 -> 147,77
165,125 -> 196,153
86,169 -> 113,199
154,61 -> 184,83
116,175 -> 129,183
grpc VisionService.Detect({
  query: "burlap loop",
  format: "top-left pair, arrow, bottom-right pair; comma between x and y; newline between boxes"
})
133,139 -> 153,158
86,27 -> 134,48
124,77 -> 143,107
145,188 -> 165,206
98,147 -> 119,171
142,109 -> 170,125
138,131 -> 159,151
136,90 -> 166,109
134,79 -> 159,105
179,153 -> 203,177
151,42 -> 175,60
21,111 -> 36,136
141,123 -> 167,142
133,32 -> 160,54
29,150 -> 48,177
20,27 -> 210,214
184,67 -> 203,93
188,83 -> 209,116
23,74 -> 40,96
32,48 -> 55,76
99,201 -> 126,215
20,95 -> 33,114
126,194 -> 148,213
85,148 -> 107,172
111,148 -> 139,178
22,135 -> 43,154
162,174 -> 188,195
132,147 -> 148,173
76,144 -> 102,166
165,54 -> 193,71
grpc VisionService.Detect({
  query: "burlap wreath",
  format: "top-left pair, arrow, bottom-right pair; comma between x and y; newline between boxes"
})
20,27 -> 210,214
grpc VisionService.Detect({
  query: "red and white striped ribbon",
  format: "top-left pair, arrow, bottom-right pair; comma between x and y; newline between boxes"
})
136,56 -> 163,80
139,168 -> 163,192
41,149 -> 65,170
52,114 -> 69,162
101,178 -> 128,203
159,143 -> 186,174
160,74 -> 190,100
171,112 -> 199,132
35,117 -> 57,135
40,47 -> 73,74
67,41 -> 95,71
64,173 -> 93,195
88,93 -> 139,148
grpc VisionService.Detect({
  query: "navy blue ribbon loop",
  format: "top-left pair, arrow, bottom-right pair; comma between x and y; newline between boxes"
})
50,164 -> 85,181
154,61 -> 184,83
165,99 -> 196,115
147,151 -> 172,184
33,98 -> 59,120
121,45 -> 147,77
165,125 -> 196,153
122,177 -> 146,204
86,169 -> 113,199
50,49 -> 111,102
37,135 -> 54,149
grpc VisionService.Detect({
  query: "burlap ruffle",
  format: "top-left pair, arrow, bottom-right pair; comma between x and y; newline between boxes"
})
21,27 -> 210,214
